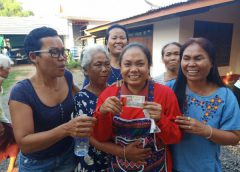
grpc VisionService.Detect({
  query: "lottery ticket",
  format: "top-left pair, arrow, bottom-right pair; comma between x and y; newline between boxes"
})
120,95 -> 145,108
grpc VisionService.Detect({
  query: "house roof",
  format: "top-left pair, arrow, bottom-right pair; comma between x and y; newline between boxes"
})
87,0 -> 237,33
0,16 -> 69,35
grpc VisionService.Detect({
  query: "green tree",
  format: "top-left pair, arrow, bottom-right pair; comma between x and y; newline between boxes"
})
0,0 -> 34,17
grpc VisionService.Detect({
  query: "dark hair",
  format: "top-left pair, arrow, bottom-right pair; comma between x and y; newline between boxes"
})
24,26 -> 58,57
173,37 -> 225,113
161,42 -> 182,57
104,24 -> 129,45
0,122 -> 16,151
119,42 -> 152,67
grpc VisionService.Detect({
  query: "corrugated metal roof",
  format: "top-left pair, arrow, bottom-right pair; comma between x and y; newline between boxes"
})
87,0 -> 236,33
0,16 -> 69,35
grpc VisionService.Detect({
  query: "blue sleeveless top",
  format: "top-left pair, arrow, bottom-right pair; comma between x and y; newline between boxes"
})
9,70 -> 74,159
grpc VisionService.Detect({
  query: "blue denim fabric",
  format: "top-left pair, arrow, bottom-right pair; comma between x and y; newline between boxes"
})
19,146 -> 78,172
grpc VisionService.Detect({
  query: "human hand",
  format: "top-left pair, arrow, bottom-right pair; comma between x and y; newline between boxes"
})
0,122 -> 5,136
99,96 -> 122,115
125,141 -> 151,164
175,116 -> 210,137
66,115 -> 96,138
143,101 -> 162,122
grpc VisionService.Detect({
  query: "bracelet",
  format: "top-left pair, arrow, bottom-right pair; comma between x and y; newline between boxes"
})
123,146 -> 127,162
206,125 -> 213,139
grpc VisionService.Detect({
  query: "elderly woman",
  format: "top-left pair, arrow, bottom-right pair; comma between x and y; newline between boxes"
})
154,42 -> 181,85
0,54 -> 19,172
9,27 -> 96,172
169,38 -> 240,172
83,24 -> 129,86
93,42 -> 182,172
74,44 -> 111,171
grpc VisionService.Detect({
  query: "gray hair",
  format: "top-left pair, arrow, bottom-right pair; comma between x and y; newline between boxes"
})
81,44 -> 109,70
0,54 -> 13,69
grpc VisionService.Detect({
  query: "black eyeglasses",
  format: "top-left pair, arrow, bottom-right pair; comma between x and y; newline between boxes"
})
34,48 -> 70,59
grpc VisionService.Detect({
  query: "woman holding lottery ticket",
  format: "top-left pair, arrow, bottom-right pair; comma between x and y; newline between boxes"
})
93,42 -> 182,172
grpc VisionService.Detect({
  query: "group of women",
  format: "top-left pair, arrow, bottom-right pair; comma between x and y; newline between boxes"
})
6,24 -> 240,172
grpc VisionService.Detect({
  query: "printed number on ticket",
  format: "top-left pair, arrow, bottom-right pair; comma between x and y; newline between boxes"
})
120,95 -> 145,108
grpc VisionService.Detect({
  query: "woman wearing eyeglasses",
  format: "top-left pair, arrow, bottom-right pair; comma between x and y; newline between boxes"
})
9,27 -> 96,172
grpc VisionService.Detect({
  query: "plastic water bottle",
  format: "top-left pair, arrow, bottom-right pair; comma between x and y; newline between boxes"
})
74,137 -> 89,157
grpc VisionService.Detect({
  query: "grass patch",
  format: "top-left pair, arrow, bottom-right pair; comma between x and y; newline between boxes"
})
2,70 -> 29,95
66,59 -> 80,70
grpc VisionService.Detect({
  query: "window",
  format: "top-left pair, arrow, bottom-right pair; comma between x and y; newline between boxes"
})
194,20 -> 233,66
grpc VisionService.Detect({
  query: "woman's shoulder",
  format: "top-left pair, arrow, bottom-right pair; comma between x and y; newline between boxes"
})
9,79 -> 33,104
10,79 -> 31,94
100,84 -> 119,97
154,82 -> 175,95
75,89 -> 97,100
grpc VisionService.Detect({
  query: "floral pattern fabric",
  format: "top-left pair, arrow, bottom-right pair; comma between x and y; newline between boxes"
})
74,89 -> 110,172
171,86 -> 240,172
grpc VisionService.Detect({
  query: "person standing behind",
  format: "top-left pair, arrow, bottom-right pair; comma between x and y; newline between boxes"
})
154,42 -> 181,85
93,42 -> 182,172
74,44 -> 111,171
170,38 -> 240,172
0,54 -> 19,172
83,24 -> 129,86
8,27 -> 96,172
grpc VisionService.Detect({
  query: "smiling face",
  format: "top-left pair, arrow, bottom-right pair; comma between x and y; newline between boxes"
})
120,46 -> 149,92
86,52 -> 110,86
34,36 -> 66,77
162,44 -> 180,72
181,43 -> 212,83
107,28 -> 128,57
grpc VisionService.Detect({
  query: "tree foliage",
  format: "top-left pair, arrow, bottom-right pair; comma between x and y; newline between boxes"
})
0,0 -> 34,17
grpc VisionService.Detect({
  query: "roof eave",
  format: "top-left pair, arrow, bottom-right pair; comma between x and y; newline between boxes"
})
87,0 -> 236,33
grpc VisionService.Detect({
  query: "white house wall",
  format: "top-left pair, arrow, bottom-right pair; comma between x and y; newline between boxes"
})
179,3 -> 240,75
151,18 -> 180,77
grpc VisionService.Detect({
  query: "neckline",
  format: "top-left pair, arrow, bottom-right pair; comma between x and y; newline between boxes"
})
111,66 -> 121,79
186,86 -> 221,98
26,78 -> 70,108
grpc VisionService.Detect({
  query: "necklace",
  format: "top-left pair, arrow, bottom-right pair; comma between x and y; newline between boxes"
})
111,67 -> 122,86
59,103 -> 64,121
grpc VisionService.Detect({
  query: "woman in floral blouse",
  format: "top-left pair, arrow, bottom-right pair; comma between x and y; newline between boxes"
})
74,44 -> 111,171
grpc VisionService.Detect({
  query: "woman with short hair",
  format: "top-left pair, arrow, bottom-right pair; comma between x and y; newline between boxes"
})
74,44 -> 111,171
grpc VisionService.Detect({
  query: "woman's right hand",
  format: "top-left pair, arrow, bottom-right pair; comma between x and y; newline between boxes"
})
99,96 -> 122,115
125,141 -> 151,163
65,116 -> 96,138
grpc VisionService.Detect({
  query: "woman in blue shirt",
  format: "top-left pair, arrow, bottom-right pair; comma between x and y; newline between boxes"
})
170,37 -> 240,172
82,24 -> 129,87
9,27 -> 96,172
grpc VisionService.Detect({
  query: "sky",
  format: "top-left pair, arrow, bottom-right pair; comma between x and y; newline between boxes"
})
18,0 -> 188,20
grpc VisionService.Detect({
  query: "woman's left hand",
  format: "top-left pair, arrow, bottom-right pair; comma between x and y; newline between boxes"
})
175,116 -> 209,137
143,102 -> 162,122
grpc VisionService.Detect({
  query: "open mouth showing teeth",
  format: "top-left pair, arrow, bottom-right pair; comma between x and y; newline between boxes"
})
129,75 -> 139,79
187,70 -> 198,74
